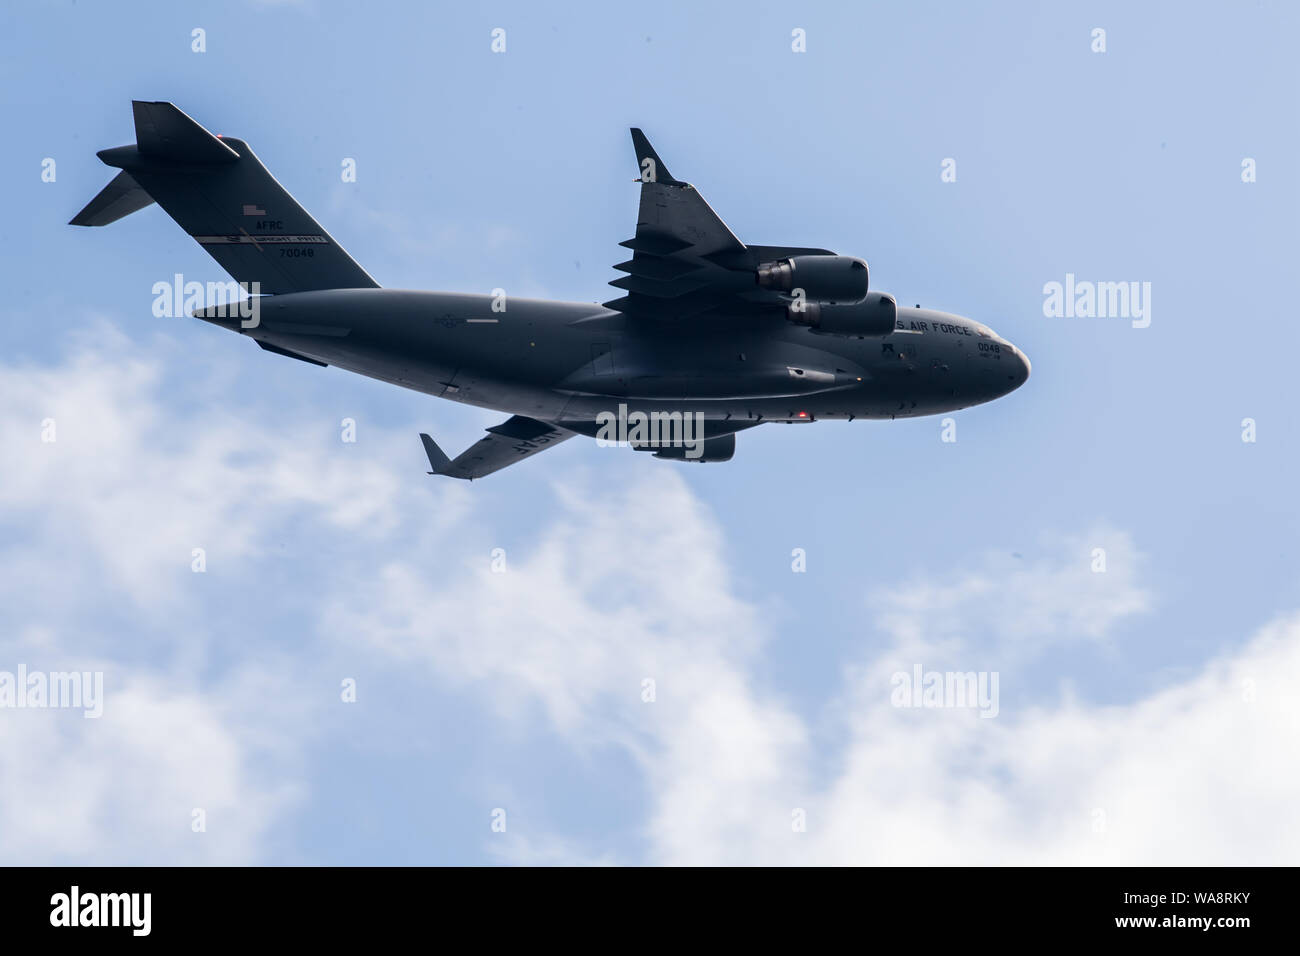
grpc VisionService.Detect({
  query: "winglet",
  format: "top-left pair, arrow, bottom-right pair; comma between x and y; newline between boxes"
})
630,128 -> 681,185
419,433 -> 452,475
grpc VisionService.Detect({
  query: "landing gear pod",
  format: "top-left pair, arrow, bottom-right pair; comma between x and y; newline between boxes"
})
649,433 -> 736,463
756,255 -> 869,305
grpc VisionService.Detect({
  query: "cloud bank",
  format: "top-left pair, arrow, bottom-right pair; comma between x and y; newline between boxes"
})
1,324 -> 1295,864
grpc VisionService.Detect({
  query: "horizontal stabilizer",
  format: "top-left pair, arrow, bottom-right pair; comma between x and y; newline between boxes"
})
69,170 -> 155,226
132,101 -> 239,163
420,417 -> 573,480
256,340 -> 327,367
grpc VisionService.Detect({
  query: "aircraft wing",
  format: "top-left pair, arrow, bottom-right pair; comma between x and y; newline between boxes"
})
605,129 -> 834,321
420,416 -> 574,480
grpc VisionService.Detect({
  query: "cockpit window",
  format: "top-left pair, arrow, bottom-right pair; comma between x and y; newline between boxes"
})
975,324 -> 994,338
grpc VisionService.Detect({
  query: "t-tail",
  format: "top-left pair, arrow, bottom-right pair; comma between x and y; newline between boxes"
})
70,101 -> 378,294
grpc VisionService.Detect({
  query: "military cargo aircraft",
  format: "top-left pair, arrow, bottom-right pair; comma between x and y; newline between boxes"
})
72,102 -> 1029,479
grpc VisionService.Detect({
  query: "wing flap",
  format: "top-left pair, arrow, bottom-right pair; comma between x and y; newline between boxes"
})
618,233 -> 693,256
600,293 -> 726,319
607,273 -> 707,297
613,256 -> 701,280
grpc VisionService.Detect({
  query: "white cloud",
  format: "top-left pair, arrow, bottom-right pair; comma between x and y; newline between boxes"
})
870,529 -> 1151,665
806,613 -> 1300,865
331,476 -> 1300,865
0,322 -> 438,613
2,325 -> 1295,866
0,673 -> 301,864
0,325 -> 437,862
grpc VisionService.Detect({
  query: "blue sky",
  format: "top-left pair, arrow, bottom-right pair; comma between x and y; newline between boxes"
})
1,0 -> 1297,864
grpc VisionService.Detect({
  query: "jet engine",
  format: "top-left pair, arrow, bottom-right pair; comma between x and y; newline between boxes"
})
786,291 -> 898,337
756,255 -> 869,305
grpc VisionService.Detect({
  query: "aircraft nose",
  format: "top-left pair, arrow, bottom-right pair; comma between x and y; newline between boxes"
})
1001,341 -> 1030,392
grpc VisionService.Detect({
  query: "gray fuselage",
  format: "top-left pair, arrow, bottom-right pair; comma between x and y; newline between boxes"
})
205,289 -> 1030,427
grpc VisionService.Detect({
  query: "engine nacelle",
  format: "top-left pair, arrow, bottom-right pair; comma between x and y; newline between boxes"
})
756,255 -> 869,305
786,291 -> 898,337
